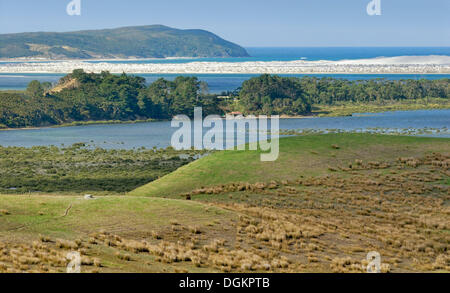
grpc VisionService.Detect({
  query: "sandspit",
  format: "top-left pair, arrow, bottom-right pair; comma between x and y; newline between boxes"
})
0,55 -> 449,74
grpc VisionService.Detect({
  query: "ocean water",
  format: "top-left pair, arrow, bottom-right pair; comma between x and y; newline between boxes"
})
1,47 -> 449,92
2,47 -> 448,64
0,110 -> 448,149
245,47 -> 450,62
82,46 -> 450,63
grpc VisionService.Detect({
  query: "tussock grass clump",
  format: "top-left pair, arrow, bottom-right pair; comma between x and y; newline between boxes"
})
115,252 -> 132,261
189,226 -> 202,234
55,239 -> 78,250
87,230 -> 291,272
0,237 -> 98,273
432,255 -> 450,270
172,151 -> 450,273
151,231 -> 162,240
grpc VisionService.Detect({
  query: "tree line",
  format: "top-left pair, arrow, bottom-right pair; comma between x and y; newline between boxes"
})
237,74 -> 449,115
0,70 -> 448,128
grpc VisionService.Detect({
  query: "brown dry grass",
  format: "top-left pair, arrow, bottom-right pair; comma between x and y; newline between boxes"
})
0,150 -> 448,273
183,151 -> 450,273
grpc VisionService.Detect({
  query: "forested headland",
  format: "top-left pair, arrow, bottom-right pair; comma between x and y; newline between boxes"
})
0,70 -> 448,128
0,25 -> 249,59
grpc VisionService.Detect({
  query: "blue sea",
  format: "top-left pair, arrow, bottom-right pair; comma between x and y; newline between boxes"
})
2,47 -> 449,64
0,47 -> 449,92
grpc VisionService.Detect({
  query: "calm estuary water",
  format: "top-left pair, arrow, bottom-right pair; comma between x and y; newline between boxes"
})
0,110 -> 448,149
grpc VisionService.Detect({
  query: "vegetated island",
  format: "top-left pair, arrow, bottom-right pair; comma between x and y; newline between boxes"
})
0,25 -> 249,60
0,70 -> 449,129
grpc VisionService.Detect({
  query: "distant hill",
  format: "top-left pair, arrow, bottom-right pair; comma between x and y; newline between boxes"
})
0,25 -> 250,60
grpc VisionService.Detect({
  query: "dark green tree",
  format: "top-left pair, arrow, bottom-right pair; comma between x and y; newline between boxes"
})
26,80 -> 44,98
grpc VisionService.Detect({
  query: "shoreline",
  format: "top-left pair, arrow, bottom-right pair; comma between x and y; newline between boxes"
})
1,106 -> 448,132
1,56 -> 449,74
0,119 -> 164,132
0,68 -> 450,74
0,56 -> 211,63
1,54 -> 449,62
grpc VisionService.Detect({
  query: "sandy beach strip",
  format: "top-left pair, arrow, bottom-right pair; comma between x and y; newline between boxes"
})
0,56 -> 449,74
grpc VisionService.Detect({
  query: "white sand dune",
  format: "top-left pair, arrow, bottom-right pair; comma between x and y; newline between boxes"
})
0,55 -> 449,74
334,55 -> 450,65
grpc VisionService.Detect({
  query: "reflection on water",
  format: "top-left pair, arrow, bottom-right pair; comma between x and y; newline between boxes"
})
0,110 -> 449,149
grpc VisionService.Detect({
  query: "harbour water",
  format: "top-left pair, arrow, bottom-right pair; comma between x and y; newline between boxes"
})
0,110 -> 448,149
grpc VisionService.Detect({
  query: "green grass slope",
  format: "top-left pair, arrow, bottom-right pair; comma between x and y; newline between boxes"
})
0,195 -> 232,241
0,194 -> 236,272
129,133 -> 450,197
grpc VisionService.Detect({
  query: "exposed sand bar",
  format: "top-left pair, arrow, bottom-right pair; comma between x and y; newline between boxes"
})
0,55 -> 449,74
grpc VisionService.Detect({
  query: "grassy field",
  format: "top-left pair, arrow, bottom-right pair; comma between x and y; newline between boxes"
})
1,134 -> 449,273
131,133 -> 450,197
129,134 -> 450,273
313,98 -> 450,117
0,195 -> 236,273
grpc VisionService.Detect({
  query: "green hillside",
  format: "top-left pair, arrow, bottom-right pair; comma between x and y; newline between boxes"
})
129,133 -> 450,197
2,134 -> 449,273
0,25 -> 249,59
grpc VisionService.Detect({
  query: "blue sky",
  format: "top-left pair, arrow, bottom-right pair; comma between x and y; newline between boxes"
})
0,0 -> 448,46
